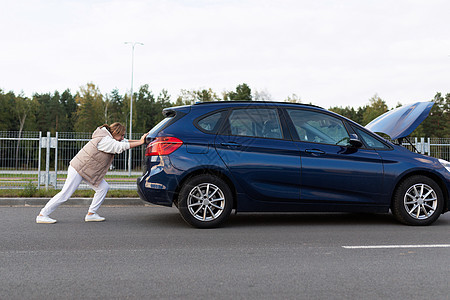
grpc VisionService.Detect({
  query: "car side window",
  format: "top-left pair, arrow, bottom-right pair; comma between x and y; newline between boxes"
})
354,127 -> 390,149
287,109 -> 350,145
228,108 -> 282,139
196,111 -> 226,134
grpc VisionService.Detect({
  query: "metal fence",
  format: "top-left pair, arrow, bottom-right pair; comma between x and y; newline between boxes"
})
0,131 -> 145,190
402,137 -> 450,161
0,131 -> 449,190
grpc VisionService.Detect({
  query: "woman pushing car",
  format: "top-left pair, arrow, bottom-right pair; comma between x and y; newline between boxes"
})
36,122 -> 147,224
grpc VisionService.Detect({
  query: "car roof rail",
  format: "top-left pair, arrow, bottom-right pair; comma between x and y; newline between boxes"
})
193,100 -> 323,109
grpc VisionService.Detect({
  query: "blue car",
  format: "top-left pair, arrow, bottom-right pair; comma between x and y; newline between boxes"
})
137,101 -> 450,228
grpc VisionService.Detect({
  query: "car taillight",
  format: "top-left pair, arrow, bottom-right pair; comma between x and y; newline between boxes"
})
145,137 -> 183,156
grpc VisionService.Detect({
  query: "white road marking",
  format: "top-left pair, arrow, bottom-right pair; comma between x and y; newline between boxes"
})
343,244 -> 450,249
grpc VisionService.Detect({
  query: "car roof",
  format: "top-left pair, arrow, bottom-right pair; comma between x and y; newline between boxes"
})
190,100 -> 324,110
163,101 -> 327,117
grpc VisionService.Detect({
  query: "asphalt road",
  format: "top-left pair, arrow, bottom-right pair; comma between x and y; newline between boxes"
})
1,206 -> 450,299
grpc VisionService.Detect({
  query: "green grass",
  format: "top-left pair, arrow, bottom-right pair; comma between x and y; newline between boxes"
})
0,173 -> 138,180
0,172 -> 140,193
0,189 -> 139,198
0,171 -> 142,197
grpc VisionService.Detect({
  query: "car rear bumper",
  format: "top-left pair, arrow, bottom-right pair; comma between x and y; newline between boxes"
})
137,175 -> 173,207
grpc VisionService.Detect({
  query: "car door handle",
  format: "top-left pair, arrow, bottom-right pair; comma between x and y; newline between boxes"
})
221,142 -> 242,148
305,149 -> 325,155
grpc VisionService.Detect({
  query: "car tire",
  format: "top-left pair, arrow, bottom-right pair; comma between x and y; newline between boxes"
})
178,174 -> 233,228
392,175 -> 444,226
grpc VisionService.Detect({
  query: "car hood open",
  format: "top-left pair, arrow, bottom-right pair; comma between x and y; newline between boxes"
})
365,102 -> 434,140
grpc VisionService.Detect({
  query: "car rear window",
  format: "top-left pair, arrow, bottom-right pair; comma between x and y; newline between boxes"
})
148,117 -> 173,136
195,111 -> 227,134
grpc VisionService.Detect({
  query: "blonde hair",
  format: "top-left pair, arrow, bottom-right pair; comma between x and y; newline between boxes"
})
100,122 -> 126,136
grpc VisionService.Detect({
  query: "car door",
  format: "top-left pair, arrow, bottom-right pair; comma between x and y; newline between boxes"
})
214,107 -> 301,203
285,108 -> 384,205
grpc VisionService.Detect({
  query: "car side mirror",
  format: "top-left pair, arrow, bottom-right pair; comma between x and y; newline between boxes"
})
348,134 -> 363,148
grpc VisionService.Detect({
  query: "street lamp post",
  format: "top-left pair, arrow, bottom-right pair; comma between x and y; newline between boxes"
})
124,41 -> 143,176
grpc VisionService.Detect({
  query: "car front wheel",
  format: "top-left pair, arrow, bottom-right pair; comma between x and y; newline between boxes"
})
178,174 -> 233,228
392,175 -> 444,225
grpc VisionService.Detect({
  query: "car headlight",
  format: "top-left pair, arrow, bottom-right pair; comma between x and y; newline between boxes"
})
438,159 -> 450,173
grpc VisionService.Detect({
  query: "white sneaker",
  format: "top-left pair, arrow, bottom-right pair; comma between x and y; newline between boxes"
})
36,215 -> 57,224
85,213 -> 105,222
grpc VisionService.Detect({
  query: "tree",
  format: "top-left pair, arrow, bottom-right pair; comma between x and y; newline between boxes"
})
195,88 -> 220,102
106,89 -> 125,125
284,93 -> 301,103
32,90 -> 75,133
329,106 -> 357,120
225,83 -> 252,101
0,89 -> 16,130
254,89 -> 273,101
175,88 -> 219,106
12,95 -> 38,168
412,92 -> 450,138
48,91 -> 64,133
33,93 -> 50,132
134,84 -> 157,134
362,94 -> 388,126
155,89 -> 172,124
176,90 -> 195,106
59,89 -> 77,132
13,95 -> 38,133
157,89 -> 171,107
132,85 -> 174,133
328,104 -> 367,124
74,83 -> 104,132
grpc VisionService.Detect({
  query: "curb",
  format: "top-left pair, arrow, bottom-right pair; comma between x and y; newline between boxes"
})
0,198 -> 149,207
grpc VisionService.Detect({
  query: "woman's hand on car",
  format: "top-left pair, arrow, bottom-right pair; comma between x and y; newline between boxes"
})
140,133 -> 148,144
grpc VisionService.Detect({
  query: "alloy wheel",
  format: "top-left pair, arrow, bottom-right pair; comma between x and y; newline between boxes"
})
187,183 -> 225,221
403,183 -> 438,220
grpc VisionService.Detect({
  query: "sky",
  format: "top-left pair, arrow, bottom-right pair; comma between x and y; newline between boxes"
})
1,0 -> 449,109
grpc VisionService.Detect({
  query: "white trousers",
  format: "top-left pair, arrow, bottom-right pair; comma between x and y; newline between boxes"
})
40,165 -> 109,217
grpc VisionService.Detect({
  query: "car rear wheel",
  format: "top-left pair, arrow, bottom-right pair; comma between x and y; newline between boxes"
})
178,174 -> 233,228
392,175 -> 444,225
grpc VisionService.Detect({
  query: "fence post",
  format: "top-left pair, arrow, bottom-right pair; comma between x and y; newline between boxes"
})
414,137 -> 418,153
55,132 -> 58,189
420,137 -> 425,154
38,131 -> 42,189
45,131 -> 50,189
